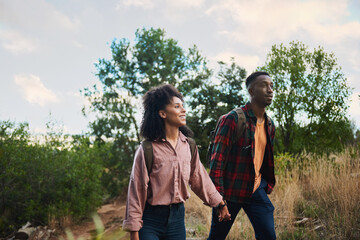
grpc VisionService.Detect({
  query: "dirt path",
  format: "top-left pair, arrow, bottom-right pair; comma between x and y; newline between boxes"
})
58,201 -> 130,240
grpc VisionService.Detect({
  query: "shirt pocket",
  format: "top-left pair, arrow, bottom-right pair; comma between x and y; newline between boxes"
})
151,152 -> 175,182
240,145 -> 252,157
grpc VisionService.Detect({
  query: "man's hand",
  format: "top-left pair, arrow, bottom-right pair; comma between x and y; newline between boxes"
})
217,200 -> 231,222
130,231 -> 139,240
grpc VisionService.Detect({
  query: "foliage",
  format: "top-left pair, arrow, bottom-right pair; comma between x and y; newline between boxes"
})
181,148 -> 360,240
274,152 -> 297,176
260,41 -> 353,154
186,58 -> 247,160
0,121 -> 104,237
292,149 -> 360,239
82,27 -> 247,195
61,213 -> 127,240
82,27 -> 213,197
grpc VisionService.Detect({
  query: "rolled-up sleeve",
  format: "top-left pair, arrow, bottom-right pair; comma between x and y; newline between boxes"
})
189,147 -> 222,207
122,146 -> 149,232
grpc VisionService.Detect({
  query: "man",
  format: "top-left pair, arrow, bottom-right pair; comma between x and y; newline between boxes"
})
208,71 -> 276,240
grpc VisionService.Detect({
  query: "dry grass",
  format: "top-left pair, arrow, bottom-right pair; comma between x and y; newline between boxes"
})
58,148 -> 360,240
185,148 -> 360,240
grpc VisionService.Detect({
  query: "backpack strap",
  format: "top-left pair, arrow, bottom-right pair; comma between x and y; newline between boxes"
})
141,140 -> 153,175
266,115 -> 274,144
207,108 -> 247,166
141,137 -> 197,176
233,108 -> 247,144
187,137 -> 197,161
234,109 -> 273,145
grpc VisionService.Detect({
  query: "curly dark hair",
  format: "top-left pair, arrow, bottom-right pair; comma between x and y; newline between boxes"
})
140,84 -> 193,141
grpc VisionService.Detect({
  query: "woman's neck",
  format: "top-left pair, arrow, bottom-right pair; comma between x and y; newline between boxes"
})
165,125 -> 179,148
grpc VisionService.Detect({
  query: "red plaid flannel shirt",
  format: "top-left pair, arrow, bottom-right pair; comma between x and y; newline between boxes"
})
209,102 -> 276,203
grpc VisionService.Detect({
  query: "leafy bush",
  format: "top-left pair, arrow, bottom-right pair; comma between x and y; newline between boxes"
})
0,121 -> 104,236
274,152 -> 297,176
97,137 -> 136,200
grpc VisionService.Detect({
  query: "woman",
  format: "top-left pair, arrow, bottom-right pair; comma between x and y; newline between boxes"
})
123,84 -> 230,240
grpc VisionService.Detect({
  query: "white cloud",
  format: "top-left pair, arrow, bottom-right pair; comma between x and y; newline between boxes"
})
306,21 -> 360,44
347,74 -> 360,91
51,9 -> 79,30
211,52 -> 261,73
119,0 -> 204,9
0,30 -> 37,54
206,0 -> 358,47
14,74 -> 59,106
0,0 -> 80,32
349,92 -> 360,129
168,0 -> 205,8
343,46 -> 360,73
66,90 -> 92,110
120,0 -> 155,9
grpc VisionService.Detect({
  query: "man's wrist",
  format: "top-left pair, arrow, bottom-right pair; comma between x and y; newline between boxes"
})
217,200 -> 227,209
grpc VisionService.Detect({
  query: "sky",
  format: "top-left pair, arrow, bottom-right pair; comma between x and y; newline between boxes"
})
1,0 -> 360,135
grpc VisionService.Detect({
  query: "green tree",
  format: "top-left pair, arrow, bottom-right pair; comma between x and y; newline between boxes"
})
82,27 -> 213,196
186,58 -> 247,160
261,41 -> 353,154
83,28 -> 249,196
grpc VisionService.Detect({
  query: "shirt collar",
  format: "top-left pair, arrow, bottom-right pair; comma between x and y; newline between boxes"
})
179,131 -> 188,142
244,102 -> 269,121
159,130 -> 187,142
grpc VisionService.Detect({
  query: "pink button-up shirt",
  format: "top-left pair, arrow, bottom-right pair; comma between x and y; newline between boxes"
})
122,132 -> 222,231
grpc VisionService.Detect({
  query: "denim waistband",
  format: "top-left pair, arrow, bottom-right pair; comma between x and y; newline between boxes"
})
145,202 -> 183,209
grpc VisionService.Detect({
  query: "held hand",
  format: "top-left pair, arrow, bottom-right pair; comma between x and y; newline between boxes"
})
217,200 -> 231,222
218,205 -> 231,222
130,231 -> 139,240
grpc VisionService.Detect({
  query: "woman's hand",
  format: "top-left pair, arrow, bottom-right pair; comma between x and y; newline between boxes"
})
130,231 -> 139,240
217,200 -> 231,222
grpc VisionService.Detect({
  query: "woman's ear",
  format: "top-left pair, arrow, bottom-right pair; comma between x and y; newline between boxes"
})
158,110 -> 166,119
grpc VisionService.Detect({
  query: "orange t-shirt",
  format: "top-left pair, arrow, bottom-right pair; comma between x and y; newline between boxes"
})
253,120 -> 266,193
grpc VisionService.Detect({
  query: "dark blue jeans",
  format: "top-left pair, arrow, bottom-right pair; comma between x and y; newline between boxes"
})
139,202 -> 186,240
208,179 -> 276,240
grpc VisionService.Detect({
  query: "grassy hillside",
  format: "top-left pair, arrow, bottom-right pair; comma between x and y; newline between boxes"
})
63,147 -> 360,240
184,148 -> 360,239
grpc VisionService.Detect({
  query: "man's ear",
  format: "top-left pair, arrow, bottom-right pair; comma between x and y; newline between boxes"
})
159,110 -> 166,119
248,86 -> 254,97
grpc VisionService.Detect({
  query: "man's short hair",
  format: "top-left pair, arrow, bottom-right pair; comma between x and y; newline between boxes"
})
245,71 -> 270,88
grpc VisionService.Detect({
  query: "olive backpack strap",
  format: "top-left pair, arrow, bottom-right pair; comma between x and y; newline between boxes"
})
233,108 -> 247,144
266,115 -> 274,146
187,137 -> 197,161
267,115 -> 274,134
141,140 -> 153,175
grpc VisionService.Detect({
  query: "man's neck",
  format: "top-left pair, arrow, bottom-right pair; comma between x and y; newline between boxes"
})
250,102 -> 266,122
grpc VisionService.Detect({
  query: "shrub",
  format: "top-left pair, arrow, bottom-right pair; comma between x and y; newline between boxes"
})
0,121 -> 104,236
182,149 -> 360,239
